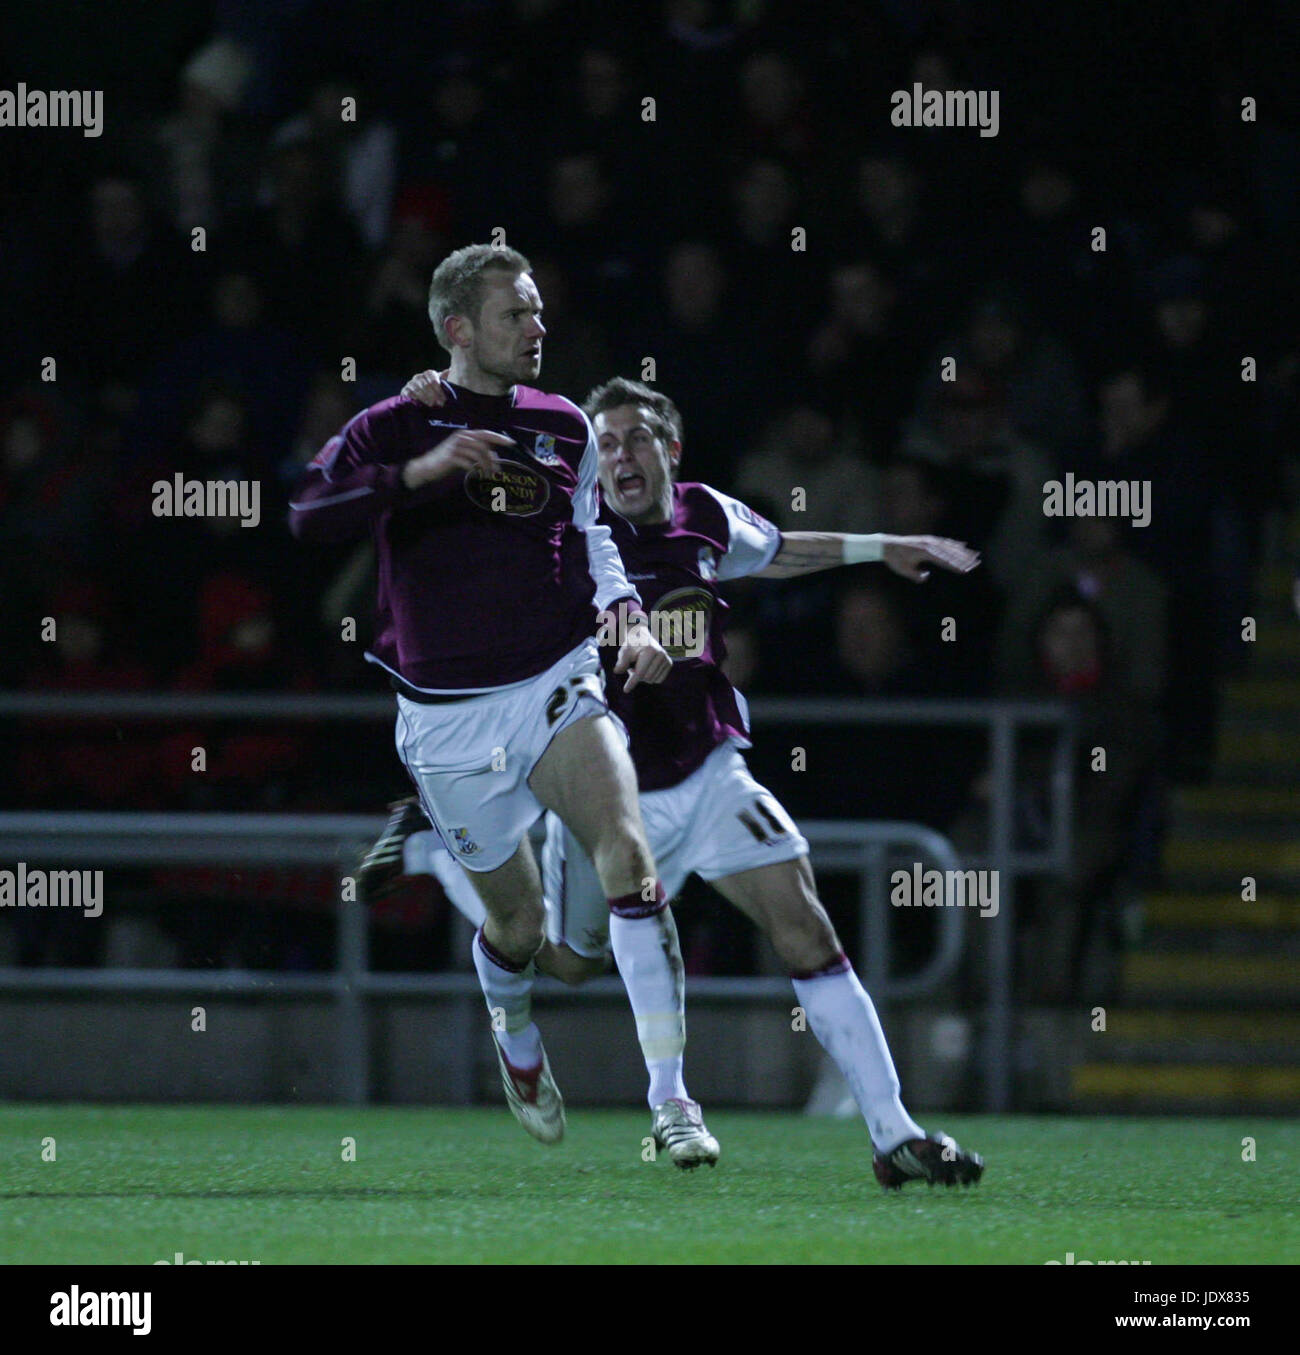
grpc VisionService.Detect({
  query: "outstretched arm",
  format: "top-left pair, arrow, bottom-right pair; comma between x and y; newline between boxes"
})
755,532 -> 980,581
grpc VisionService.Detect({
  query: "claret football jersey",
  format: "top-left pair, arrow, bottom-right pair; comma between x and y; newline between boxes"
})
602,482 -> 782,791
289,381 -> 639,690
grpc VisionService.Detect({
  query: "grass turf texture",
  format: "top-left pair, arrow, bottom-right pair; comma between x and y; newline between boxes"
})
0,1107 -> 1293,1264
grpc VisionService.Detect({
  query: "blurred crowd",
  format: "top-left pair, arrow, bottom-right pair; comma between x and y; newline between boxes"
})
0,1 -> 1295,980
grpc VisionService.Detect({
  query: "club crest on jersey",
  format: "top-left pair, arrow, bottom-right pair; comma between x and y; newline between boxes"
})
735,502 -> 775,534
697,547 -> 719,581
651,586 -> 712,660
530,432 -> 562,467
464,461 -> 551,516
449,826 -> 481,857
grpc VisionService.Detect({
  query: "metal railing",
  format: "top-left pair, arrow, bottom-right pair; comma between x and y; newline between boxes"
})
0,814 -> 965,1107
0,693 -> 1074,1109
746,696 -> 1076,1110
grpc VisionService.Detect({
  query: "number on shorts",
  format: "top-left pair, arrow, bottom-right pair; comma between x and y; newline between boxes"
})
545,677 -> 587,727
737,799 -> 787,844
545,686 -> 568,726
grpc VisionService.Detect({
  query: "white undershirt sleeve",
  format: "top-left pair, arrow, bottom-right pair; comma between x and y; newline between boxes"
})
701,485 -> 784,581
574,412 -> 641,611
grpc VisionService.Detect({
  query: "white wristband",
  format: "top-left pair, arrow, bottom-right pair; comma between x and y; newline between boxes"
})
841,534 -> 886,565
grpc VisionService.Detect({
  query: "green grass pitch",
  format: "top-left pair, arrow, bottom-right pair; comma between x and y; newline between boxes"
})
1,1106 -> 1294,1264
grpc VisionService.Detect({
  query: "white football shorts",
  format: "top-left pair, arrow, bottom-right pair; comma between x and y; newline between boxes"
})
394,637 -> 613,874
541,741 -> 809,957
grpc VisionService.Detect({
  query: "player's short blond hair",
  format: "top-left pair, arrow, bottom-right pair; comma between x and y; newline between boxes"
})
427,243 -> 533,353
583,377 -> 685,473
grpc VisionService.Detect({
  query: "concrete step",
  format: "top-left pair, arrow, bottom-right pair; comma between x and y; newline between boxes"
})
1216,728 -> 1300,769
1071,1061 -> 1300,1110
1160,838 -> 1300,889
1139,930 -> 1300,958
1256,564 -> 1297,604
1237,655 -> 1300,681
1239,612 -> 1295,638
1219,706 -> 1300,735
1121,951 -> 1300,1000
1250,626 -> 1300,665
1089,1009 -> 1300,1063
1174,785 -> 1300,819
1167,811 -> 1300,843
1195,759 -> 1300,786
1107,1008 -> 1300,1044
1221,677 -> 1300,713
1142,892 -> 1300,931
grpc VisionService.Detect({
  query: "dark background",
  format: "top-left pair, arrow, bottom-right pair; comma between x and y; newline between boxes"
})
0,0 -> 1293,992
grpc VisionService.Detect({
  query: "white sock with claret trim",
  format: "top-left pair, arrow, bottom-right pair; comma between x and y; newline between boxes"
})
472,927 -> 542,1069
792,956 -> 924,1152
609,903 -> 688,1108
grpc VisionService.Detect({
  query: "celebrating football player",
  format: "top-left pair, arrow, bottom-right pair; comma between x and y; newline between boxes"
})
360,368 -> 986,1188
291,247 -> 683,1148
